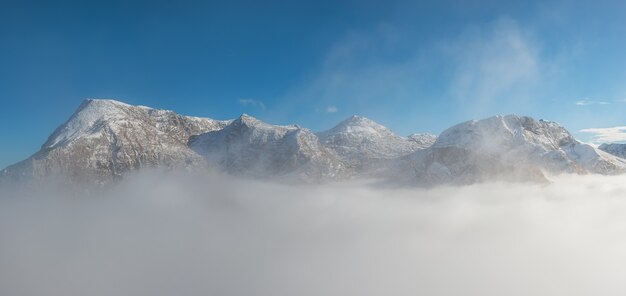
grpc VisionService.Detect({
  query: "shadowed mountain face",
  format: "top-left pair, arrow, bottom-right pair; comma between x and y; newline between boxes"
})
2,99 -> 625,186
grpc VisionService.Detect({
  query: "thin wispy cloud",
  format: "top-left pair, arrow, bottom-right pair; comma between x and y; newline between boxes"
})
579,126 -> 626,143
276,17 -> 563,132
326,106 -> 338,113
446,18 -> 541,111
575,99 -> 610,106
280,22 -> 418,113
238,99 -> 267,110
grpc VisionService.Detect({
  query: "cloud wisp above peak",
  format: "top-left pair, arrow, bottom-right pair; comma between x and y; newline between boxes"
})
274,16 -> 570,135
446,17 -> 541,110
326,106 -> 338,113
580,126 -> 626,143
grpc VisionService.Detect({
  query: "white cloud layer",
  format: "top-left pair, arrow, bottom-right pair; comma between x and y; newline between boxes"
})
580,126 -> 626,143
3,172 -> 626,295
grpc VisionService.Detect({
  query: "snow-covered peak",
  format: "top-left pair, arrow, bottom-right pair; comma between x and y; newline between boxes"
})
234,113 -> 260,125
43,99 -> 134,148
317,115 -> 425,164
321,115 -> 394,137
342,115 -> 375,125
3,98 -> 233,185
73,98 -> 152,119
42,98 -> 226,149
407,115 -> 626,184
433,115 -> 575,151
191,115 -> 305,150
231,114 -> 298,131
78,98 -> 135,117
82,98 -> 132,107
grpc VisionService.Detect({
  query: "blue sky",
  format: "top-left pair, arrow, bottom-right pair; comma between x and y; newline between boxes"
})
1,0 -> 626,168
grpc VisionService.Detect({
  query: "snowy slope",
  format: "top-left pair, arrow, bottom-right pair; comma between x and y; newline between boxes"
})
190,114 -> 346,181
402,115 -> 626,185
1,99 -> 229,184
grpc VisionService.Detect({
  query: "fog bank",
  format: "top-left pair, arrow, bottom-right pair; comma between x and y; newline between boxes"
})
2,173 -> 626,296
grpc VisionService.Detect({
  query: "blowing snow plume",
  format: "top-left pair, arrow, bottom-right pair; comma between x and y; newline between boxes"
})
2,171 -> 626,296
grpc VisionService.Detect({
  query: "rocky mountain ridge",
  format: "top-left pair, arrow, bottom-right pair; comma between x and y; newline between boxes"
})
2,99 -> 625,186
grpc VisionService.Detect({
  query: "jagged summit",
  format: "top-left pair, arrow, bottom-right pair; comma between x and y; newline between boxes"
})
231,113 -> 299,131
234,113 -> 259,125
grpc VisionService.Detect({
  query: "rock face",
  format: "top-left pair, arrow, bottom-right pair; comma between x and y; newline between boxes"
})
599,143 -> 626,159
317,116 -> 428,170
1,99 -> 229,184
408,133 -> 437,148
189,114 -> 346,181
402,115 -> 626,185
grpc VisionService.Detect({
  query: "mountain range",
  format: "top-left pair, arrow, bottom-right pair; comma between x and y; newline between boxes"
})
2,99 -> 625,186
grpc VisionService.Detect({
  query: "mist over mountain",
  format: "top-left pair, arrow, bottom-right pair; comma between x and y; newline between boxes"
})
4,171 -> 626,296
400,115 -> 626,185
2,99 -> 625,187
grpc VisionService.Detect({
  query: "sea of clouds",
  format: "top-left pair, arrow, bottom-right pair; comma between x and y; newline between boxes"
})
2,172 -> 626,296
